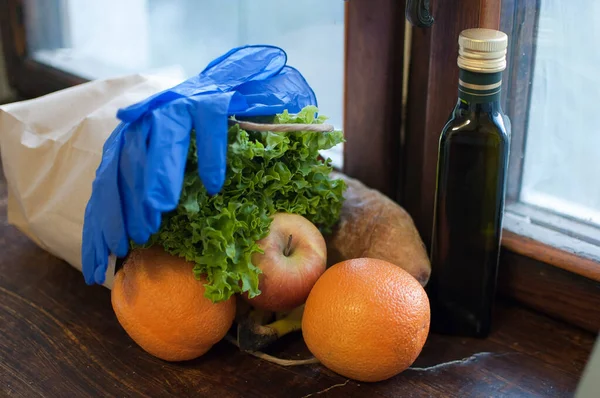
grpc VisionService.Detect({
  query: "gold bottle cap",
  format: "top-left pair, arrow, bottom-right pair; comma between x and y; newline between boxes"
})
458,28 -> 508,73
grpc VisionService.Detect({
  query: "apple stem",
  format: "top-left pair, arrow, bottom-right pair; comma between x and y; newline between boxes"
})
284,234 -> 293,257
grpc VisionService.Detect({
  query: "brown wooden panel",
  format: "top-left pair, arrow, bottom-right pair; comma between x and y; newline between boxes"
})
398,24 -> 429,207
10,59 -> 86,98
504,0 -> 540,201
499,248 -> 600,333
343,0 -> 405,199
479,0 -> 502,29
503,230 -> 600,282
403,0 -> 485,246
499,0 -> 514,110
0,0 -> 87,98
0,0 -> 23,79
398,2 -> 600,335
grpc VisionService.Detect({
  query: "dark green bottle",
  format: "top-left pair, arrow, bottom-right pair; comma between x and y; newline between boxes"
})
429,29 -> 510,338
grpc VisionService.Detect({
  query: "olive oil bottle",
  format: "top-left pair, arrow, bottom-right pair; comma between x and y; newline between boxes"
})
428,29 -> 510,338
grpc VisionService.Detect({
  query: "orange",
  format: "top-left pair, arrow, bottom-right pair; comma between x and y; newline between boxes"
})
111,247 -> 236,361
302,258 -> 430,382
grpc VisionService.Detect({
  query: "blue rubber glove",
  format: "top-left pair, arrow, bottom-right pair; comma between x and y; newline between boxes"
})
82,45 -> 317,285
116,45 -> 288,123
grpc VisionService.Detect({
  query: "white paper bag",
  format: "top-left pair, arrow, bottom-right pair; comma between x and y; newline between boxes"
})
0,74 -> 180,288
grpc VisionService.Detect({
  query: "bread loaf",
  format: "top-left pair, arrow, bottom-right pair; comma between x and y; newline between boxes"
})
326,172 -> 431,286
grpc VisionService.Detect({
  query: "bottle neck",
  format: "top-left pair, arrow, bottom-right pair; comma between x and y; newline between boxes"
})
457,69 -> 503,109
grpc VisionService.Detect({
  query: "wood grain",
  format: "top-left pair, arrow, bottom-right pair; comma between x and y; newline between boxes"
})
0,160 -> 596,397
0,0 -> 20,79
403,0 -> 484,246
343,0 -> 405,199
503,0 -> 540,201
499,248 -> 600,333
499,0 -> 515,114
398,1 -> 600,333
0,0 -> 87,98
503,230 -> 600,282
403,0 -> 539,205
479,0 -> 502,29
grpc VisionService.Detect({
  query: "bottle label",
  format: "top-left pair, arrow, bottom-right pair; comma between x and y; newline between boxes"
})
458,70 -> 502,104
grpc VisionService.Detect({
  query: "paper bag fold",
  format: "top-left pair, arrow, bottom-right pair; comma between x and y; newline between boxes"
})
0,74 -> 179,288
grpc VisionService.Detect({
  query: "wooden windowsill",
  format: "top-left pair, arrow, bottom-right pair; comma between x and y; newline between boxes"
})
0,163 -> 595,395
502,202 -> 600,283
499,208 -> 600,333
503,230 -> 600,283
3,0 -> 598,339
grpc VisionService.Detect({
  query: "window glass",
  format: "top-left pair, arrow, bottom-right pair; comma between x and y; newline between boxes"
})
519,0 -> 600,226
24,0 -> 345,165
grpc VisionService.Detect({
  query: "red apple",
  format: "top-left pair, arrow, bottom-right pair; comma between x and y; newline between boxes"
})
245,213 -> 327,312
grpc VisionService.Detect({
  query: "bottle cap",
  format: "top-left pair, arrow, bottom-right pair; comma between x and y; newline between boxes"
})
458,28 -> 508,73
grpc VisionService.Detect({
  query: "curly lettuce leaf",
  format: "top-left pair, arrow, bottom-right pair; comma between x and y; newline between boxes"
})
146,106 -> 346,302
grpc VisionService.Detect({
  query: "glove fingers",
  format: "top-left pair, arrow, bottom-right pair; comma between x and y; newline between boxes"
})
96,125 -> 130,257
82,46 -> 318,287
144,100 -> 192,214
100,187 -> 130,259
193,92 -> 246,195
120,101 -> 193,244
82,200 -> 103,285
119,117 -> 156,244
92,232 -> 110,285
82,123 -> 131,285
82,208 -> 112,285
82,218 -> 110,286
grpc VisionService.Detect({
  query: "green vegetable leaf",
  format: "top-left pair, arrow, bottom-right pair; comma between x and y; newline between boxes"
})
145,106 -> 346,302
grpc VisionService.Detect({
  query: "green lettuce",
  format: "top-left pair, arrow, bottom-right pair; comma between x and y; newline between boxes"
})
145,106 -> 346,302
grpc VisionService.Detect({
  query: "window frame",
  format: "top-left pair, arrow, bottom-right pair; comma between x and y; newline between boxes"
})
401,0 -> 600,332
1,0 -> 92,98
499,0 -> 600,270
1,0 -> 599,332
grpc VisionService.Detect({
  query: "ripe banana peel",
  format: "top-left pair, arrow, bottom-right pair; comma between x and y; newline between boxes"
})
237,305 -> 304,352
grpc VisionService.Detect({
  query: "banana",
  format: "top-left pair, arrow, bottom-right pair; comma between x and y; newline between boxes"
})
237,305 -> 304,352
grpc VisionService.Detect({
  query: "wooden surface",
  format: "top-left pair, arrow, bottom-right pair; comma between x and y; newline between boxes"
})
399,0 -> 600,335
500,248 -> 600,333
403,0 -> 488,246
478,0 -> 502,29
0,164 -> 597,397
343,0 -> 405,199
402,0 -> 535,244
501,0 -> 540,202
503,230 -> 600,282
